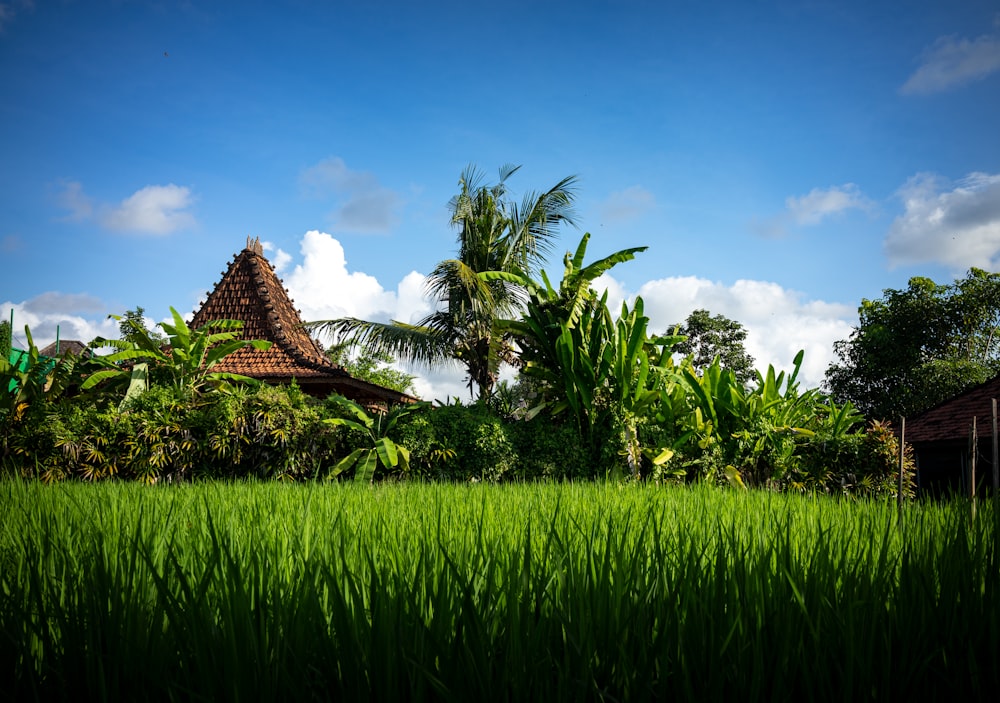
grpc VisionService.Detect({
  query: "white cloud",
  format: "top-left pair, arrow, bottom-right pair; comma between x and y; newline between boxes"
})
785,183 -> 872,226
624,275 -> 854,389
2,296 -> 120,352
261,240 -> 292,273
282,230 -> 400,323
901,30 -> 1000,95
598,186 -> 656,223
99,184 -> 196,235
56,182 -> 196,235
22,292 -> 106,315
300,157 -> 401,233
885,171 -> 1000,270
277,230 -> 467,401
757,183 -> 873,238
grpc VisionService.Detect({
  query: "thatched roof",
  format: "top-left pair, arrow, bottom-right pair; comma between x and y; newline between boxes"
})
189,237 -> 416,406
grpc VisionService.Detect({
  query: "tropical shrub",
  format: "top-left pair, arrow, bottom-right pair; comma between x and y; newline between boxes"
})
84,306 -> 271,396
507,416 -> 589,480
322,394 -> 429,483
792,420 -> 916,498
397,404 -> 516,482
1,326 -> 83,464
7,384 -> 344,482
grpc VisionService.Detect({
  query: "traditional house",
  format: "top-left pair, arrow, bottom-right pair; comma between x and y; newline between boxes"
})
189,237 -> 416,409
903,375 -> 1000,496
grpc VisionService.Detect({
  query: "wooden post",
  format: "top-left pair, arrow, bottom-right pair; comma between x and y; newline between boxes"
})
992,399 -> 998,493
971,417 -> 978,521
971,417 -> 977,500
898,416 -> 906,523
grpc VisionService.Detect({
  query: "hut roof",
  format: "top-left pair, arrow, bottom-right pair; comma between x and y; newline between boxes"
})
189,237 -> 416,406
904,374 -> 1000,444
38,340 -> 91,358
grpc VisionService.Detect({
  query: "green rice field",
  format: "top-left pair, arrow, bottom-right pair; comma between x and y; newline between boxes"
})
1,479 -> 997,701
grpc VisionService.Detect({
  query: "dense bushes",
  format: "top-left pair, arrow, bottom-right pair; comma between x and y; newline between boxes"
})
396,406 -> 589,481
5,384 -> 343,482
3,385 -> 596,484
2,379 -> 914,494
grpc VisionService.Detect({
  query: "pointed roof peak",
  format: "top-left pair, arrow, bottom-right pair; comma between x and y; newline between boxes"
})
246,235 -> 264,256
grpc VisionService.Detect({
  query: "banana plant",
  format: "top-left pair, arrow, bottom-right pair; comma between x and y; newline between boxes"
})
323,395 -> 430,483
84,307 -> 272,395
1,326 -> 77,456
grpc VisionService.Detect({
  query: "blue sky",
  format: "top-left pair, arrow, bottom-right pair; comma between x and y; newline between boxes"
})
2,0 -> 999,399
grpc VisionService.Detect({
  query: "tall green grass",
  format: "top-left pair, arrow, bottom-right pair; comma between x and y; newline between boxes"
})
1,480 -> 997,701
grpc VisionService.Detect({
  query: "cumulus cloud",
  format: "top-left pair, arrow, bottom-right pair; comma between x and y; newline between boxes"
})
757,183 -> 873,238
22,292 -> 106,315
261,240 -> 292,273
901,29 -> 1000,95
277,230 -> 469,401
282,230 -> 401,323
785,184 -> 873,226
300,157 -> 401,233
598,186 -> 656,223
99,184 -> 196,234
2,296 -> 120,352
885,171 -> 1000,270
56,181 -> 196,235
590,274 -> 856,389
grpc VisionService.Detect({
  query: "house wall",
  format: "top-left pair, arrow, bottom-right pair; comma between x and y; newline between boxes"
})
913,441 -> 998,497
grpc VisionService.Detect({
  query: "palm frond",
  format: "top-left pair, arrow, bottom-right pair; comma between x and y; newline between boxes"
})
305,317 -> 454,369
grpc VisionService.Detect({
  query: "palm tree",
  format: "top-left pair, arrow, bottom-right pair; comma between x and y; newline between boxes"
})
307,164 -> 577,402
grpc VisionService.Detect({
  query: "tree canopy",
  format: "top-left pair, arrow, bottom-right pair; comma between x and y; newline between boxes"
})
824,268 -> 1000,420
325,345 -> 415,395
669,309 -> 755,387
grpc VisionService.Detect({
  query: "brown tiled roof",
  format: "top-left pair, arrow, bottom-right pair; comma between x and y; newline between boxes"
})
190,237 -> 416,405
904,374 -> 1000,444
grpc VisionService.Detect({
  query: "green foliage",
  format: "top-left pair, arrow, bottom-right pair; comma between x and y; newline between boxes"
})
825,268 -> 1000,419
669,308 -> 755,386
3,481 -> 997,700
325,344 -> 415,394
792,420 -> 916,498
323,395 -> 430,482
489,233 -> 670,475
668,352 -> 866,489
86,306 -> 272,395
6,384 -> 343,482
307,165 -> 578,401
118,305 -> 167,347
1,326 -> 81,460
396,404 -> 516,481
0,319 -> 10,359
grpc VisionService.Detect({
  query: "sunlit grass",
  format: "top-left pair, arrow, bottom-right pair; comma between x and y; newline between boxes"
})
1,479 -> 996,701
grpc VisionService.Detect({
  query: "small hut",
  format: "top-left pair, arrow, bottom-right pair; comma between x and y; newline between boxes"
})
189,237 -> 416,409
38,340 -> 92,358
904,375 -> 1000,496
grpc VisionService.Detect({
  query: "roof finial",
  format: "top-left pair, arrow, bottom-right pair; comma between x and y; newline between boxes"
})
246,236 -> 264,256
